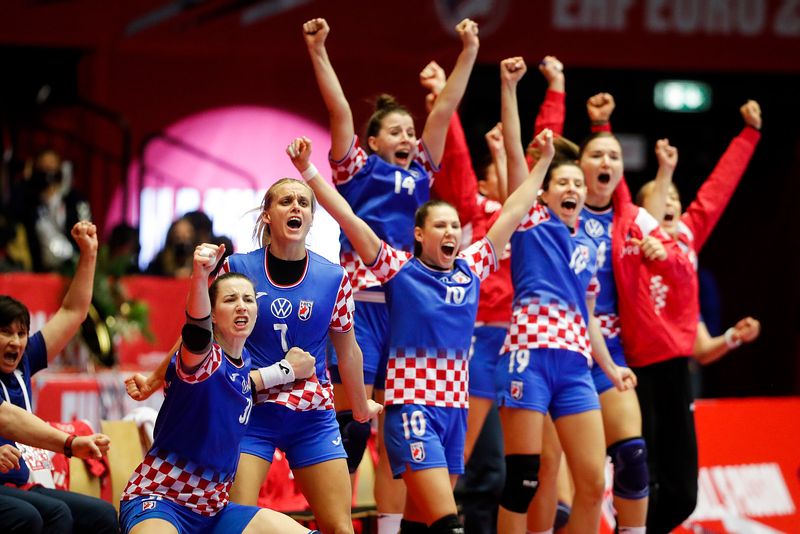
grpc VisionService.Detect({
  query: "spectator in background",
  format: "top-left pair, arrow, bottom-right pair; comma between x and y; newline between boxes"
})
184,210 -> 234,268
146,216 -> 196,278
16,148 -> 91,272
107,223 -> 141,275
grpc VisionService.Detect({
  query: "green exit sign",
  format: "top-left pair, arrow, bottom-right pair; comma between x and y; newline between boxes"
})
654,81 -> 712,112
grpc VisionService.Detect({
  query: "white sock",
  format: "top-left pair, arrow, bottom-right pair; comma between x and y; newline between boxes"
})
619,527 -> 646,534
377,513 -> 403,534
527,529 -> 554,534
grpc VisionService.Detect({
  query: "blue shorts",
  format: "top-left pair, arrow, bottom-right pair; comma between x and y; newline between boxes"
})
383,404 -> 467,478
496,347 -> 600,420
328,298 -> 389,389
591,335 -> 627,394
468,325 -> 506,399
120,495 -> 259,534
239,403 -> 346,468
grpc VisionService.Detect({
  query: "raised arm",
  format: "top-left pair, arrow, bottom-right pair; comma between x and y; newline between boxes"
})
423,61 -> 479,227
643,139 -> 679,223
500,57 -> 528,196
587,92 -> 615,133
179,243 -> 226,369
287,137 -> 382,264
485,123 -> 508,202
40,221 -> 97,361
486,58 -> 554,252
681,100 -> 762,251
693,317 -> 760,366
303,18 -> 354,161
420,18 -> 479,166
534,55 -> 566,136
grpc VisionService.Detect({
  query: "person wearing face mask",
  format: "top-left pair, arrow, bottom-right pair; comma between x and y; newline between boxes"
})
628,102 -> 761,533
492,60 -> 636,534
302,17 -> 479,533
119,245 -> 319,534
146,217 -> 197,278
287,57 -> 556,530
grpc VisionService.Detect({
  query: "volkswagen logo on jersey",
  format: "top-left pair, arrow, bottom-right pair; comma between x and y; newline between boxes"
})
298,300 -> 314,321
270,298 -> 292,319
511,380 -> 524,400
584,218 -> 605,238
410,442 -> 426,462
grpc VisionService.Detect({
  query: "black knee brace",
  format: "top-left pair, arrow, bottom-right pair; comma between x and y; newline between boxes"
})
429,514 -> 464,534
399,519 -> 428,534
554,500 -> 571,530
608,437 -> 649,500
500,454 -> 541,513
336,410 -> 371,473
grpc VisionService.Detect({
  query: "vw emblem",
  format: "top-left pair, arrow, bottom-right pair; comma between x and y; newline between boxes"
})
585,219 -> 605,238
270,298 -> 292,319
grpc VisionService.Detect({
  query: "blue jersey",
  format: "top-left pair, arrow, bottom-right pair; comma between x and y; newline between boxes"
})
122,345 -> 252,516
503,204 -> 600,361
222,248 -> 354,411
0,332 -> 47,486
368,238 -> 497,408
580,206 -> 615,315
331,136 -> 437,294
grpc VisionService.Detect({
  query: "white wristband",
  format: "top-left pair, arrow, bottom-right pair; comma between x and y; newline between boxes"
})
724,327 -> 742,349
258,359 -> 296,389
301,163 -> 319,182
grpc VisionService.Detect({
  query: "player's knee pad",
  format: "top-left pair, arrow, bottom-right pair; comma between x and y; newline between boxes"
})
428,514 -> 464,534
399,519 -> 428,534
500,454 -> 541,513
336,410 -> 372,473
608,437 -> 649,500
554,500 -> 571,530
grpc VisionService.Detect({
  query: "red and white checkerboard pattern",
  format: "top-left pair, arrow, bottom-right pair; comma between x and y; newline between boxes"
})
256,375 -> 334,411
596,312 -> 621,339
369,242 -> 413,284
587,275 -> 600,298
461,238 -> 498,281
328,273 -> 355,332
502,298 -> 592,362
121,448 -> 231,516
385,349 -> 469,408
329,135 -> 437,186
175,345 -> 222,384
329,136 -> 369,185
340,250 -> 384,292
516,203 -> 551,231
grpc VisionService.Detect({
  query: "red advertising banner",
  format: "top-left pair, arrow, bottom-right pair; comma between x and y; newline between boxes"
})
0,273 -> 189,370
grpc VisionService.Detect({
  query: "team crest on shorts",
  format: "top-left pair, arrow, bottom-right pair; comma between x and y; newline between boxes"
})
298,300 -> 314,321
142,500 -> 157,511
510,380 -> 524,400
410,441 -> 426,462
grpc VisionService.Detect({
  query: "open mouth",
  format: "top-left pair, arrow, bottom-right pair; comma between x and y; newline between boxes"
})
395,150 -> 410,163
597,173 -> 611,184
234,317 -> 249,327
561,198 -> 578,211
441,243 -> 456,256
287,216 -> 302,229
3,351 -> 19,365
664,213 -> 675,222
